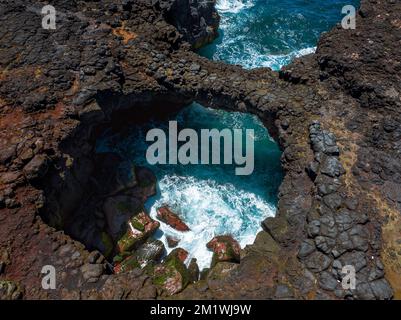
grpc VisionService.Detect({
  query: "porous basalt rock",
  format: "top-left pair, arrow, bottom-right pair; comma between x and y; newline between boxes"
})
0,0 -> 400,300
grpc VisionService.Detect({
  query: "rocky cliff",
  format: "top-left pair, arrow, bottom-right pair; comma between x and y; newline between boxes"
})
0,0 -> 400,300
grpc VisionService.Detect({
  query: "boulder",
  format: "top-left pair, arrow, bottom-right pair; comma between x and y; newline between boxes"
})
103,195 -> 144,241
151,248 -> 190,295
156,206 -> 190,232
166,235 -> 180,248
117,211 -> 160,253
188,258 -> 200,283
23,154 -> 48,181
206,235 -> 241,267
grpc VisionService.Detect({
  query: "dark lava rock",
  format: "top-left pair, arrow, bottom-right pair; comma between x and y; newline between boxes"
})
304,252 -> 332,273
23,154 -> 48,181
158,0 -> 220,49
93,153 -> 137,196
151,248 -> 190,295
166,235 -> 180,248
320,156 -> 345,178
188,258 -> 200,283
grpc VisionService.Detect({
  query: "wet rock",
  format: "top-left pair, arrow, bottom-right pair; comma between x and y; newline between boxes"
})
166,235 -> 180,248
159,0 -> 220,49
206,235 -> 241,267
156,206 -> 190,232
304,251 -> 332,273
151,248 -> 190,295
319,271 -> 339,291
117,211 -> 160,253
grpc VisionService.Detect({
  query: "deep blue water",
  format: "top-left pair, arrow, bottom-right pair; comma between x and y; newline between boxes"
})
199,0 -> 360,70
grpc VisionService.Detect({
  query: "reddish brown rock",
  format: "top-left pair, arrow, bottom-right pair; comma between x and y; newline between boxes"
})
207,235 -> 241,267
117,212 -> 160,253
156,206 -> 190,232
151,248 -> 190,295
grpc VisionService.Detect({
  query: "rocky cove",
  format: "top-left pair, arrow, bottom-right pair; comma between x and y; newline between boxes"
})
0,0 -> 400,300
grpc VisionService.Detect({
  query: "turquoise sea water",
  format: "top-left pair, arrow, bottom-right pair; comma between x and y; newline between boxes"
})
98,0 -> 359,269
199,0 -> 360,70
97,104 -> 282,269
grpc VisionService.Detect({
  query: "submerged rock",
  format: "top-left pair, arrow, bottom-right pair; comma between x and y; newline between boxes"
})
206,235 -> 241,267
156,206 -> 190,232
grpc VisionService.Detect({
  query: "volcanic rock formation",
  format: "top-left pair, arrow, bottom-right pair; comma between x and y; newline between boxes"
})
0,0 -> 400,300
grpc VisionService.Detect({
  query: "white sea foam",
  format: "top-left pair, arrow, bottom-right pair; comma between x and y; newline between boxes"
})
216,0 -> 254,14
148,174 -> 275,270
213,42 -> 316,70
